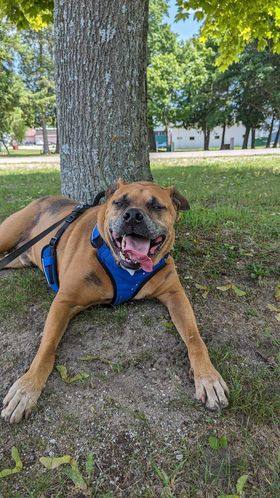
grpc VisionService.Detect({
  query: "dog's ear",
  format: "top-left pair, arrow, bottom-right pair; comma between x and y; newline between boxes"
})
106,179 -> 127,198
168,187 -> 190,211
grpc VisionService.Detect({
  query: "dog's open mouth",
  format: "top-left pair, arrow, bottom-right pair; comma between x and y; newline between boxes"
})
110,231 -> 165,272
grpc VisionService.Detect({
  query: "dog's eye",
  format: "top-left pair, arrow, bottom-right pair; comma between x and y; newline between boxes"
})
113,199 -> 127,208
147,202 -> 166,211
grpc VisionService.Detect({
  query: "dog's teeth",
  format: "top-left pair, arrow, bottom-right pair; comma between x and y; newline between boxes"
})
121,236 -> 126,252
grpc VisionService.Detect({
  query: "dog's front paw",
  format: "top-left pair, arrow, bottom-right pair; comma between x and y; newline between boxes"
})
194,368 -> 229,410
1,375 -> 41,423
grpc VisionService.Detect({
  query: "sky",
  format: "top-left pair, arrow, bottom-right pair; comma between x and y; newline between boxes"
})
167,0 -> 201,40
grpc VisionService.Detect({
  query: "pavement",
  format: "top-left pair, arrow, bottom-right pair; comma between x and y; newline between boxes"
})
0,148 -> 279,165
150,148 -> 280,160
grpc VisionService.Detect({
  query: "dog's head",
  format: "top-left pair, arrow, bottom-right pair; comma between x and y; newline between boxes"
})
97,180 -> 189,272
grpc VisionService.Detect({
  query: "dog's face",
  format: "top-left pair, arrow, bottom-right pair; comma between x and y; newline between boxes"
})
98,180 -> 189,271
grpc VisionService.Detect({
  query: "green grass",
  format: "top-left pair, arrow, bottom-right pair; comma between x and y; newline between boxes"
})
0,156 -> 279,497
0,148 -> 57,157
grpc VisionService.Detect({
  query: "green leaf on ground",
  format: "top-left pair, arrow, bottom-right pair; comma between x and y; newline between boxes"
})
232,284 -> 246,297
236,474 -> 249,494
40,455 -> 87,490
56,365 -> 89,383
0,447 -> 23,478
218,473 -> 249,497
86,452 -> 94,478
208,435 -> 228,450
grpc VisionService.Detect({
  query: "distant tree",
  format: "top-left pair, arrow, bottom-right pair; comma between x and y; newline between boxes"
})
176,0 -> 280,68
147,0 -> 179,150
17,27 -> 55,154
232,46 -> 276,149
0,20 -> 28,152
177,41 -> 228,150
148,52 -> 182,149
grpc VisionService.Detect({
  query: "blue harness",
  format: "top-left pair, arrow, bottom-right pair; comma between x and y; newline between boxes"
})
41,221 -> 167,305
90,226 -> 167,305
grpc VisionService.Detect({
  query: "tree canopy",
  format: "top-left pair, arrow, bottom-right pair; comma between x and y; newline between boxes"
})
2,1 -> 280,70
176,0 -> 280,68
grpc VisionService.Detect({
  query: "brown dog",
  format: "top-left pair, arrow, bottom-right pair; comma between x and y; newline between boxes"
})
0,180 -> 228,423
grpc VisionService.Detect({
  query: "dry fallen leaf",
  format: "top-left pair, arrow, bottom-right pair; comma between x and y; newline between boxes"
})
216,283 -> 246,296
195,283 -> 210,298
274,284 -> 280,302
216,284 -> 232,292
56,365 -> 89,384
267,304 -> 280,313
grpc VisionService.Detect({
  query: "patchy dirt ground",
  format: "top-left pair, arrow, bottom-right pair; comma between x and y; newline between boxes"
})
0,158 -> 279,497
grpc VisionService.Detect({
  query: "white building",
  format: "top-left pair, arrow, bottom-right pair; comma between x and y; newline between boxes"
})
154,124 -> 266,150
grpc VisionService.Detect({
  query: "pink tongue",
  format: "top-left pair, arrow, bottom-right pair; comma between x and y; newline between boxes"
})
123,235 -> 153,272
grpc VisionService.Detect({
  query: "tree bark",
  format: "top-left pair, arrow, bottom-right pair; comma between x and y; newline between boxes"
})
54,0 -> 151,203
242,125 -> 250,149
251,127 -> 255,149
273,121 -> 280,148
220,124 -> 226,149
203,129 -> 210,150
165,122 -> 169,151
148,125 -> 156,151
266,115 -> 274,148
1,140 -> 10,155
55,121 -> 59,154
42,117 -> 50,154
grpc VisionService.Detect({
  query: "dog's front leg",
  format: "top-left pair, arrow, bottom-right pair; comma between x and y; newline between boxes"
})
1,293 -> 82,423
158,283 -> 229,410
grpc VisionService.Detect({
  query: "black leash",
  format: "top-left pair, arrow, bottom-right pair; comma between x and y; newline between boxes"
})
0,191 -> 105,271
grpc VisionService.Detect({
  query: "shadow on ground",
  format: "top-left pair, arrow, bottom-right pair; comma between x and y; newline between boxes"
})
0,158 -> 279,496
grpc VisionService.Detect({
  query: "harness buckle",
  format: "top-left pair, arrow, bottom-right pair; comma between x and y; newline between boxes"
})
49,237 -> 58,247
65,213 -> 77,223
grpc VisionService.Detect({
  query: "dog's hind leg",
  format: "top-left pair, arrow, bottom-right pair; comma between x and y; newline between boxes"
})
0,201 -> 39,256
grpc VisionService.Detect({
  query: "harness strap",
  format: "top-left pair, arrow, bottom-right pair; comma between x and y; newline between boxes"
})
0,191 -> 105,271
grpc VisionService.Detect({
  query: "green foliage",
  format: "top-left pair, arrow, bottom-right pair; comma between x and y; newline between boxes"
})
176,40 -> 234,148
0,0 -> 53,29
147,0 -> 181,130
147,52 -> 183,129
208,435 -> 228,450
0,21 -> 29,147
148,0 -> 178,61
176,0 -> 280,68
232,45 -> 280,134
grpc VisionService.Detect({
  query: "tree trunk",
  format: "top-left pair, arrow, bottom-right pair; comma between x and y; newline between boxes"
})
251,127 -> 255,149
1,140 -> 10,155
220,124 -> 226,149
55,122 -> 59,154
54,0 -> 151,203
42,117 -> 50,154
165,123 -> 169,151
242,125 -> 250,149
266,115 -> 274,148
273,121 -> 280,148
148,125 -> 156,151
203,129 -> 210,150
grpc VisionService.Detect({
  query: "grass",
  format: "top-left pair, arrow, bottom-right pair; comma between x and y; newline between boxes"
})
0,148 -> 58,157
0,156 -> 279,497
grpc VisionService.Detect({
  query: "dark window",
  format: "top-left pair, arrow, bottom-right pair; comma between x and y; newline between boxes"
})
189,136 -> 195,141
215,135 -> 220,139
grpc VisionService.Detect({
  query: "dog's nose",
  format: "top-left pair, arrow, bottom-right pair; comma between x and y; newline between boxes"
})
122,208 -> 144,224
